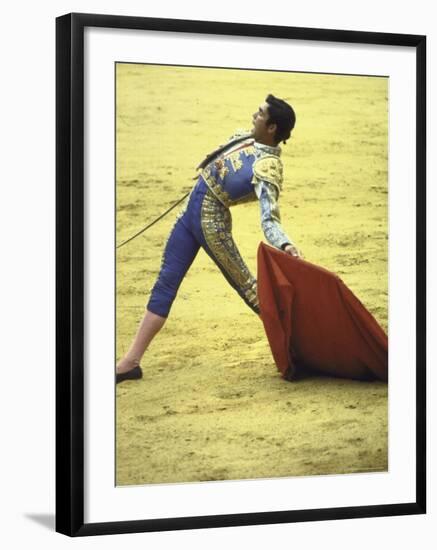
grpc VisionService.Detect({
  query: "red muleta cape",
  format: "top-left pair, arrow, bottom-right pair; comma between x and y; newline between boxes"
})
257,242 -> 388,382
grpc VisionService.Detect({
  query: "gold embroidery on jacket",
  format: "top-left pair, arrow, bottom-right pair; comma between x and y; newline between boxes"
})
227,152 -> 243,172
242,145 -> 255,157
200,171 -> 231,207
200,172 -> 256,208
214,159 -> 229,180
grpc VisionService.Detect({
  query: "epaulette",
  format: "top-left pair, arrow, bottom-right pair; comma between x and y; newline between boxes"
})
252,155 -> 283,192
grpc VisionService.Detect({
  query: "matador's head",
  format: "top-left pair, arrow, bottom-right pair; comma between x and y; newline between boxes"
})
252,94 -> 296,146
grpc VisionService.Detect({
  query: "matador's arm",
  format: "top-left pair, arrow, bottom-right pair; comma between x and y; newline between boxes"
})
252,155 -> 297,251
256,180 -> 294,250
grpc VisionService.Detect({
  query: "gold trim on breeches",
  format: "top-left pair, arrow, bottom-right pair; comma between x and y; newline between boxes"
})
200,189 -> 259,313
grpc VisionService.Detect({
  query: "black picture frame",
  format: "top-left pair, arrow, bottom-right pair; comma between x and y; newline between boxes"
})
56,12 -> 426,537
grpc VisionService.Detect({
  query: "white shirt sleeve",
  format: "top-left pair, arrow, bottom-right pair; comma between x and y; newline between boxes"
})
256,180 -> 293,250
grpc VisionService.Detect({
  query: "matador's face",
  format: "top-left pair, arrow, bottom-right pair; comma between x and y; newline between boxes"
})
251,102 -> 277,146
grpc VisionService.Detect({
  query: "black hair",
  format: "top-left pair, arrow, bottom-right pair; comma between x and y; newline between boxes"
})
265,94 -> 296,144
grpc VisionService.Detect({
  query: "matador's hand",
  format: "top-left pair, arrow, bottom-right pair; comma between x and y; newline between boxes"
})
283,244 -> 304,259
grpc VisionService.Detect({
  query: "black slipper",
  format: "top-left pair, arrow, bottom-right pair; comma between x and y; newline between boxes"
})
116,365 -> 143,384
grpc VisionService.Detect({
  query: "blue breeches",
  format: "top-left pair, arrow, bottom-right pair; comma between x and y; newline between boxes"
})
147,179 -> 259,317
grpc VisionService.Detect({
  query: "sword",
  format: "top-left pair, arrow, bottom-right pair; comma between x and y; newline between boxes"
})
116,191 -> 190,249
